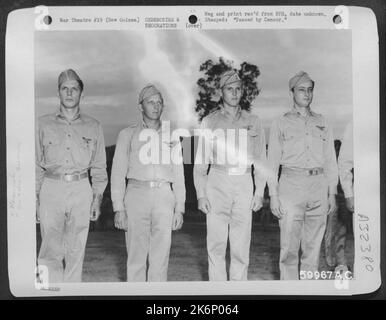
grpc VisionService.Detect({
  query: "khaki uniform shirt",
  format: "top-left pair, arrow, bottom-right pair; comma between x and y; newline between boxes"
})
110,121 -> 186,213
193,106 -> 267,199
267,108 -> 338,196
36,110 -> 108,195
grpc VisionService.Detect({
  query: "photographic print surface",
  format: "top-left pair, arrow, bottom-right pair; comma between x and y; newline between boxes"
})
6,6 -> 379,296
34,29 -> 353,282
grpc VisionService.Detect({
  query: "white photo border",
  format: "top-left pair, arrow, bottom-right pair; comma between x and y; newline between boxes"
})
6,5 -> 380,296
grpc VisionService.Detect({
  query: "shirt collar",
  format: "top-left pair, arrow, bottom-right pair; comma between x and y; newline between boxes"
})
55,108 -> 82,122
291,106 -> 313,119
141,119 -> 162,132
220,104 -> 242,122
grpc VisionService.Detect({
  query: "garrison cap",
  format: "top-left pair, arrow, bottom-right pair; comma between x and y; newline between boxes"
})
219,70 -> 241,89
58,69 -> 82,88
289,71 -> 314,90
138,84 -> 162,104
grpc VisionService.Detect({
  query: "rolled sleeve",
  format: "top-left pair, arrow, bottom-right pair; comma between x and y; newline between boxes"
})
267,119 -> 282,196
111,129 -> 131,212
90,123 -> 108,196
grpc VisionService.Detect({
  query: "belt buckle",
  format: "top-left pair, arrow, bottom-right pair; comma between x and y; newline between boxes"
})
150,181 -> 161,188
64,173 -> 79,182
228,167 -> 244,175
308,169 -> 317,176
228,168 -> 236,175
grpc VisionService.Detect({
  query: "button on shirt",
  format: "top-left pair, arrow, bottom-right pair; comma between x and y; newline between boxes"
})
35,110 -> 108,195
193,107 -> 267,199
338,121 -> 354,198
267,108 -> 338,196
110,121 -> 186,213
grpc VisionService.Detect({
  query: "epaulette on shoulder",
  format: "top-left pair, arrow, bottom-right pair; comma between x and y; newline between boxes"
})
80,113 -> 99,125
207,108 -> 221,117
120,122 -> 139,134
128,122 -> 139,128
283,111 -> 293,118
242,109 -> 257,117
202,108 -> 220,123
38,113 -> 53,122
310,110 -> 322,118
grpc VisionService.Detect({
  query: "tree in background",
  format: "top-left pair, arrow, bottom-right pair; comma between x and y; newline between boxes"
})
195,57 -> 261,121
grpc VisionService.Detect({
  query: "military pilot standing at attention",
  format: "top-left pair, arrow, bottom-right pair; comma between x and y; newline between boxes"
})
194,70 -> 267,281
36,69 -> 108,283
111,84 -> 185,282
267,71 -> 338,280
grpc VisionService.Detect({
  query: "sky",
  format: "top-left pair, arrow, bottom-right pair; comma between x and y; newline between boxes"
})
35,29 -> 352,146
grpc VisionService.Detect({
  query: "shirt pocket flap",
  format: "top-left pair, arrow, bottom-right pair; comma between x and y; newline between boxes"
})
282,127 -> 301,141
82,136 -> 96,149
247,128 -> 259,137
312,126 -> 327,141
42,132 -> 60,146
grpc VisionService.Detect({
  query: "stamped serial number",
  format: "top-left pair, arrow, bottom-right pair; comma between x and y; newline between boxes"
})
300,270 -> 353,280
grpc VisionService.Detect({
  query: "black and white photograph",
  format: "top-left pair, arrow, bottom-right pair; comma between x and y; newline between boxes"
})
6,5 -> 380,296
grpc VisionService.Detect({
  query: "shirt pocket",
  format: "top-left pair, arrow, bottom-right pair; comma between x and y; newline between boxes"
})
281,127 -> 301,142
311,126 -> 327,142
81,136 -> 96,161
311,126 -> 327,157
42,132 -> 62,165
281,127 -> 303,157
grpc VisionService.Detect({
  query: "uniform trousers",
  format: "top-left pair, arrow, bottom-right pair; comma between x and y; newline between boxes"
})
124,183 -> 175,282
38,177 -> 93,283
278,170 -> 328,280
206,168 -> 254,281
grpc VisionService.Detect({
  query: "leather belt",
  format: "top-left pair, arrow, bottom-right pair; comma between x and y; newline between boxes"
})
127,178 -> 171,188
45,171 -> 89,182
282,167 -> 324,176
211,164 -> 252,175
